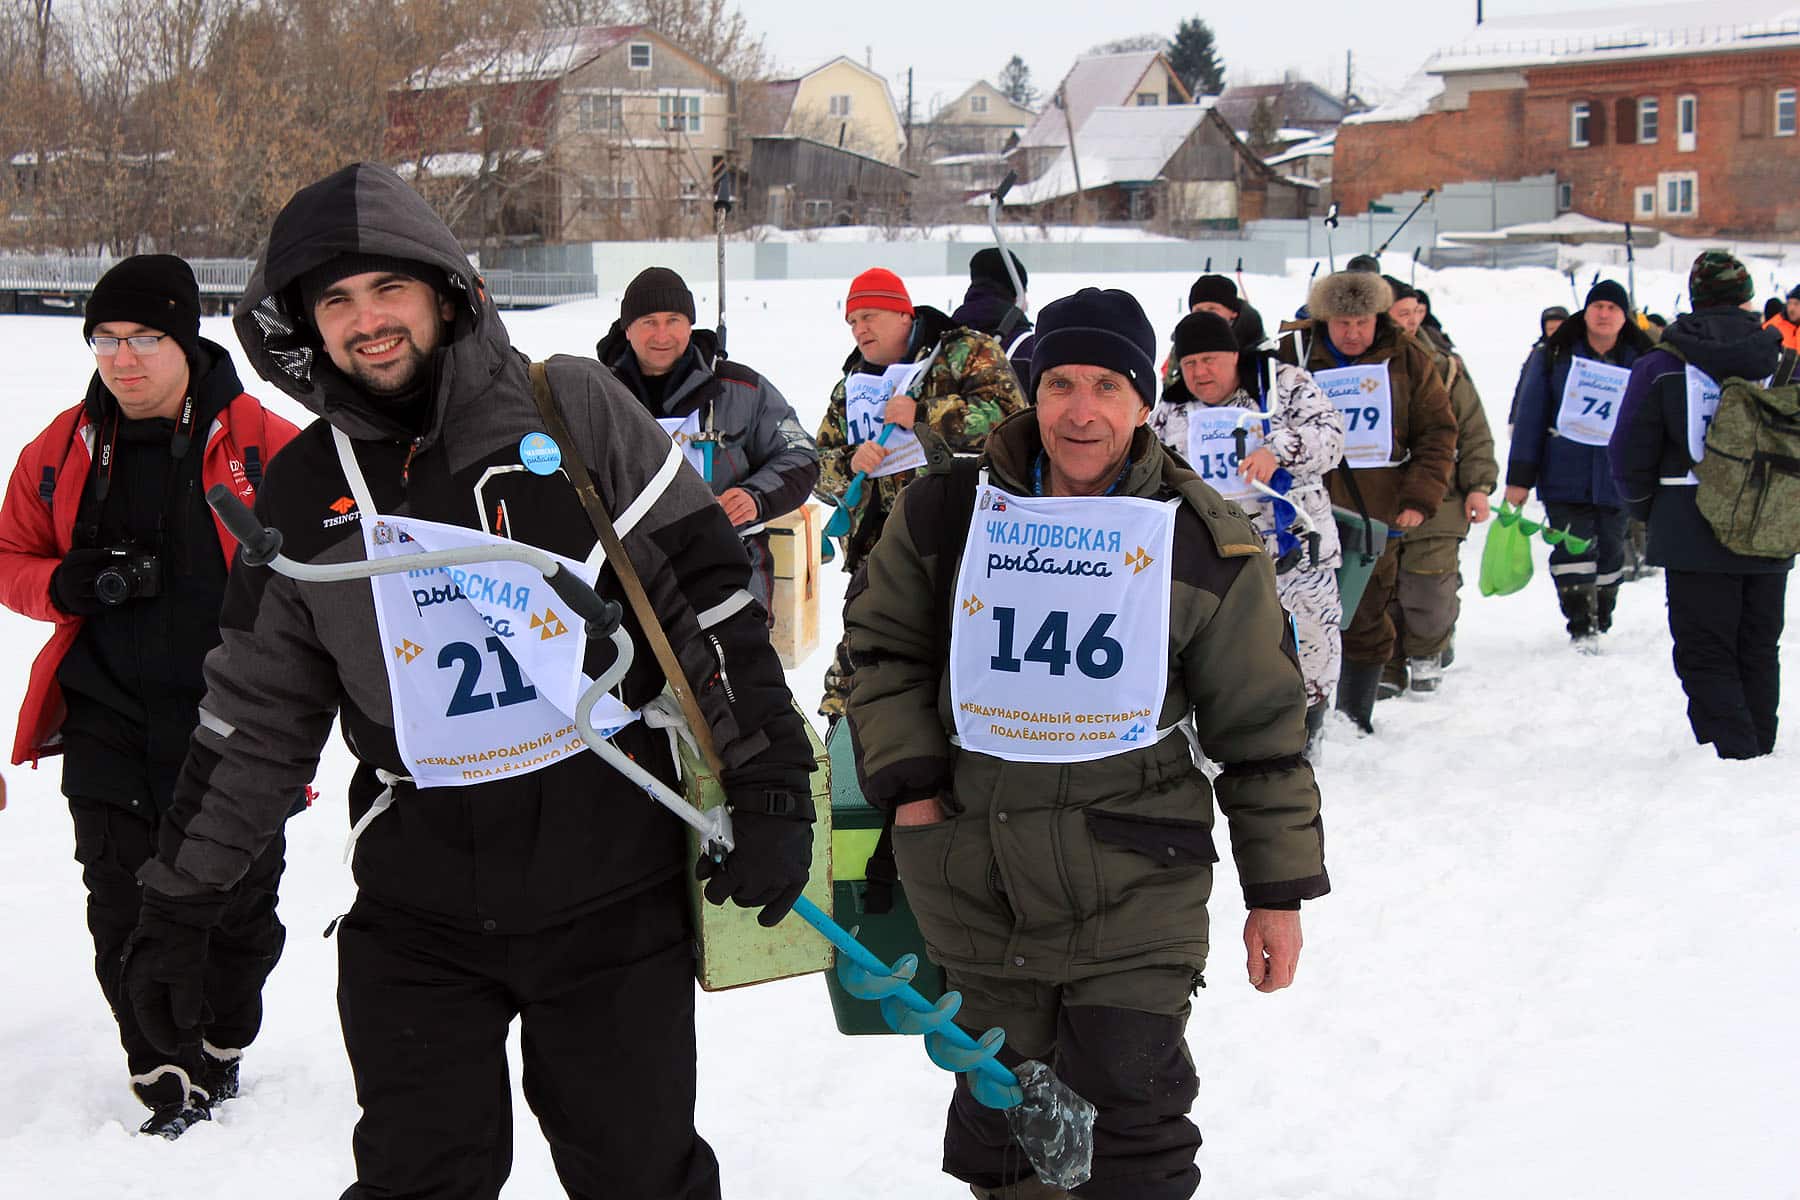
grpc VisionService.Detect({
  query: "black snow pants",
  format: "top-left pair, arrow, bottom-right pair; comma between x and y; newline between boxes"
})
941,966 -> 1202,1200
68,793 -> 286,1082
1665,569 -> 1789,759
335,874 -> 721,1200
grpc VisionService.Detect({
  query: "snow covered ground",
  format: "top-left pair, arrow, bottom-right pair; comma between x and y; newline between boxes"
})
1,260 -> 1796,1199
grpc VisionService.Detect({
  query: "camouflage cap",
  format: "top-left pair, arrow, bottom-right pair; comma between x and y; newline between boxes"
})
1688,250 -> 1754,309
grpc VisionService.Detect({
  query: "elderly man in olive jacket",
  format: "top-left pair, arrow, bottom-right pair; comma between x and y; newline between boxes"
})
846,289 -> 1328,1200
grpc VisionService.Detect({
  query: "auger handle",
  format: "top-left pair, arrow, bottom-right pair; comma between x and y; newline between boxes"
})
207,485 -> 283,566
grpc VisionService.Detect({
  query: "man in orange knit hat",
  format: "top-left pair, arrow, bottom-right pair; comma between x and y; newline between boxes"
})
814,266 -> 1025,719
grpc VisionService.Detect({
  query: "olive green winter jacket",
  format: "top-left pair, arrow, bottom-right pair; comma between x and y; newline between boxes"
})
843,410 -> 1328,981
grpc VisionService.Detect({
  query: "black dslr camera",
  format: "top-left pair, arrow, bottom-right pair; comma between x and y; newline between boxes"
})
93,546 -> 162,606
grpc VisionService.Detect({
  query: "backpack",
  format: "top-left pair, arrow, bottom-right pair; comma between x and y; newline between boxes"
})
1694,348 -> 1800,558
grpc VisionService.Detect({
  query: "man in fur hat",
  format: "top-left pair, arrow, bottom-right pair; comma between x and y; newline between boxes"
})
1280,270 -> 1457,732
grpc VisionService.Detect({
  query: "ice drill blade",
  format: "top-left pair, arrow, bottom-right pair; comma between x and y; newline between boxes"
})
1003,1060 -> 1096,1190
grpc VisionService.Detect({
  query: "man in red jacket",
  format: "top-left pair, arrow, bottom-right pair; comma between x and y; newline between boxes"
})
0,256 -> 301,1138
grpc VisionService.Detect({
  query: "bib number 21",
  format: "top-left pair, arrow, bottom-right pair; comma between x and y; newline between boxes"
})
439,637 -> 539,717
989,607 -> 1123,679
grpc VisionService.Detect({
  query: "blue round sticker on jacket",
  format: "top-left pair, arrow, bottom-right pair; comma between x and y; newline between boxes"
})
519,432 -> 562,476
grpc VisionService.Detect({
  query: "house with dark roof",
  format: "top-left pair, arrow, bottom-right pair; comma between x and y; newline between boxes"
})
1215,80 -> 1357,136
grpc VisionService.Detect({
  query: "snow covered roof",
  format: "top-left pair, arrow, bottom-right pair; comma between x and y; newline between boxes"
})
404,25 -> 713,90
1426,0 -> 1799,75
1264,130 -> 1336,167
1017,52 -> 1180,149
1008,103 -> 1210,206
1442,212 -> 1663,245
392,150 -> 542,180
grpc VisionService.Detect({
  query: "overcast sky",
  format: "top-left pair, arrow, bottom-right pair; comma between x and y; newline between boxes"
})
755,0 -> 1665,118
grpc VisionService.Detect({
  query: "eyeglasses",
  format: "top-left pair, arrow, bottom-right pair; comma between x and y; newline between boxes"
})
89,334 -> 170,357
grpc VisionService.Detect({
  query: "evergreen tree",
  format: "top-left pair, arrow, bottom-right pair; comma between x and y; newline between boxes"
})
1167,17 -> 1225,97
997,54 -> 1037,108
1248,97 -> 1280,153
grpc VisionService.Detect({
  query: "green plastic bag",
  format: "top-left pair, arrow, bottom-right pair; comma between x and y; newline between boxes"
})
1479,508 -> 1535,596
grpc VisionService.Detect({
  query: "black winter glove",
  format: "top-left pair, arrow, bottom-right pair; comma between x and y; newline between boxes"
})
49,548 -> 117,616
694,790 -> 814,928
120,889 -> 221,1057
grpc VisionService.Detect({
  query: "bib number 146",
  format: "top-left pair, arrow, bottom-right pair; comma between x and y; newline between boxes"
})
989,607 -> 1123,679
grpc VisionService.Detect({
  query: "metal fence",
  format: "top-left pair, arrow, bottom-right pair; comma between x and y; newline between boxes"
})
0,256 -> 597,309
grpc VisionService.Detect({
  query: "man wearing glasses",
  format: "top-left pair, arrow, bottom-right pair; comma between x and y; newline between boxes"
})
0,255 -> 300,1138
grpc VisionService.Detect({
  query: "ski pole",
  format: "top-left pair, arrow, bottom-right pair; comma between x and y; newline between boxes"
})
1234,256 -> 1249,306
714,170 -> 734,355
1410,246 -> 1420,286
1624,221 -> 1637,313
1375,187 -> 1435,257
205,486 -> 1098,1185
1323,202 -> 1339,272
986,171 -> 1028,343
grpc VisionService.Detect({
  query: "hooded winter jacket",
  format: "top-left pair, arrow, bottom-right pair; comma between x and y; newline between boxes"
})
1282,317 -> 1458,524
0,344 -> 299,769
595,323 -> 819,610
843,410 -> 1327,980
1508,314 -> 1653,507
136,164 -> 812,933
1609,308 -> 1791,574
950,280 -> 1036,389
814,305 -> 1025,571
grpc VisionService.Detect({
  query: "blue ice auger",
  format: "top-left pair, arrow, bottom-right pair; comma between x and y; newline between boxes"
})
820,421 -> 896,563
205,485 -> 1097,1190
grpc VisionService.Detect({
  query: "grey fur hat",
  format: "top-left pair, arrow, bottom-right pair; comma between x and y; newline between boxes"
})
1308,271 -> 1394,320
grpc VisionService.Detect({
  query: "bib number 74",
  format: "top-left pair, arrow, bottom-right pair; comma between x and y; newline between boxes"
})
989,607 -> 1123,679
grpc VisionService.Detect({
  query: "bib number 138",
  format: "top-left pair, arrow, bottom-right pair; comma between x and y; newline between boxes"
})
989,607 -> 1123,679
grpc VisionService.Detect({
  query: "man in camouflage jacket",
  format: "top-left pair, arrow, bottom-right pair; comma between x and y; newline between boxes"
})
815,267 -> 1024,718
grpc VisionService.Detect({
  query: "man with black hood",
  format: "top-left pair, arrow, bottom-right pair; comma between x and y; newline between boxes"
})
596,266 -> 818,613
117,164 -> 816,1198
0,255 -> 300,1138
1610,251 -> 1792,759
950,247 -> 1036,386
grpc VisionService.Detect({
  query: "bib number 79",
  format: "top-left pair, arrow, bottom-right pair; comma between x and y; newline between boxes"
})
439,636 -> 538,717
990,607 -> 1123,679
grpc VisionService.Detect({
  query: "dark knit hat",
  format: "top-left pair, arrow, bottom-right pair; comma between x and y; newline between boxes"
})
1382,275 -> 1418,303
1584,279 -> 1631,313
296,253 -> 450,320
1689,251 -> 1753,310
1172,311 -> 1239,361
621,266 -> 696,325
1345,254 -> 1382,274
1187,274 -> 1241,313
846,267 -> 912,316
84,255 -> 202,363
1030,288 -> 1157,407
1786,284 -> 1800,302
1765,298 -> 1784,320
970,248 -> 1027,298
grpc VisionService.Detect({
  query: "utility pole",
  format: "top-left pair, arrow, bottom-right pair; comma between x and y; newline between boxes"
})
1345,50 -> 1353,105
905,68 -> 915,170
1058,84 -> 1087,225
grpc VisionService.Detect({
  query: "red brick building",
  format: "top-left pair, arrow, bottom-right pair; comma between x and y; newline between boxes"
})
1335,6 -> 1800,236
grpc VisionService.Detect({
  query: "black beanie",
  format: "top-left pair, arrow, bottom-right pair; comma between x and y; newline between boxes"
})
621,267 -> 696,325
1345,254 -> 1382,274
84,255 -> 202,363
297,253 -> 450,320
1787,284 -> 1800,302
1382,275 -> 1417,303
1172,311 -> 1239,360
1030,288 -> 1157,407
1584,279 -> 1631,313
970,248 -> 1027,297
1186,274 -> 1240,313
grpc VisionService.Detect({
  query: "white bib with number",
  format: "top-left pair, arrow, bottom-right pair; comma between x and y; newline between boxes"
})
1555,356 -> 1632,446
335,432 -> 637,789
655,412 -> 709,479
949,482 -> 1177,763
1313,363 -> 1394,467
844,361 -> 929,478
1185,405 -> 1263,502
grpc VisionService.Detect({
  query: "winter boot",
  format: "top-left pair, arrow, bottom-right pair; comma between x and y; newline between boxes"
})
133,1066 -> 211,1141
1596,584 -> 1619,634
1377,659 -> 1408,701
1438,636 -> 1456,671
200,1044 -> 242,1104
1407,655 -> 1443,694
1555,580 -> 1597,642
1304,700 -> 1327,763
970,1180 -> 1073,1200
1335,660 -> 1383,735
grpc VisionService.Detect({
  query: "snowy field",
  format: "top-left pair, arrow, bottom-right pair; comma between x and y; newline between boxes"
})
1,259 -> 1796,1198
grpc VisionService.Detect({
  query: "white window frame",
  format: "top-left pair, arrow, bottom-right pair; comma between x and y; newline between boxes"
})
1677,94 -> 1697,152
802,198 -> 832,224
1135,92 -> 1159,107
658,93 -> 701,133
969,94 -> 988,114
1637,96 -> 1659,143
1777,88 -> 1797,136
628,42 -> 652,70
466,102 -> 484,135
1634,185 -> 1656,218
828,93 -> 853,118
577,93 -> 623,134
1570,101 -> 1591,147
1658,170 -> 1697,217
